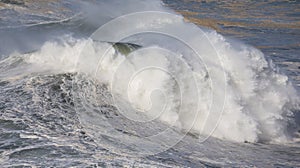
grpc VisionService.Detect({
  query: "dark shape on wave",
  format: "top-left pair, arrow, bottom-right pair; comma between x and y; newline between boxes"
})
112,42 -> 141,56
93,40 -> 142,56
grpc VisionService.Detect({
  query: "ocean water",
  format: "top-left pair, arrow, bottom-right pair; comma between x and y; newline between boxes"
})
0,0 -> 300,167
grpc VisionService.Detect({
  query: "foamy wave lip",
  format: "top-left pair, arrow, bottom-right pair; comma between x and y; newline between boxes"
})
9,0 -> 298,145
20,34 -> 299,145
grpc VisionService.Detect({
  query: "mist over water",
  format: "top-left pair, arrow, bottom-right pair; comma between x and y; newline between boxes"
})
0,0 -> 300,167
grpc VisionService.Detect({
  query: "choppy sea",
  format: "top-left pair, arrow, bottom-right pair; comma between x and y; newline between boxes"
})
0,0 -> 299,167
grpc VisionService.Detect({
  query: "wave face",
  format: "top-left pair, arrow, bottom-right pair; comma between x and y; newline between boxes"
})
0,0 -> 300,166
3,10 -> 299,144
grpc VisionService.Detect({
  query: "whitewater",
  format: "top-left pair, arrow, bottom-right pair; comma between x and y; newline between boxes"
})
0,0 -> 299,167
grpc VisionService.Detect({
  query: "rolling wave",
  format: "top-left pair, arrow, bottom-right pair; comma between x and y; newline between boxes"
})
2,31 -> 299,143
0,0 -> 300,166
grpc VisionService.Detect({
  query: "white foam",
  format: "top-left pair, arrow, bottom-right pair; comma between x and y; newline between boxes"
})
14,0 -> 299,143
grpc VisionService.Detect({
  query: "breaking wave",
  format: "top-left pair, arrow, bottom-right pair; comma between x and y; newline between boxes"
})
1,0 -> 299,145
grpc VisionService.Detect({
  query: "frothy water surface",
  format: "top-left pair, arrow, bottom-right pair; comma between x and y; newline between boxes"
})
0,0 -> 300,167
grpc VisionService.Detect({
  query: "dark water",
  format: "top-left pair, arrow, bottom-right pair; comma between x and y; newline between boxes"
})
0,0 -> 300,167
